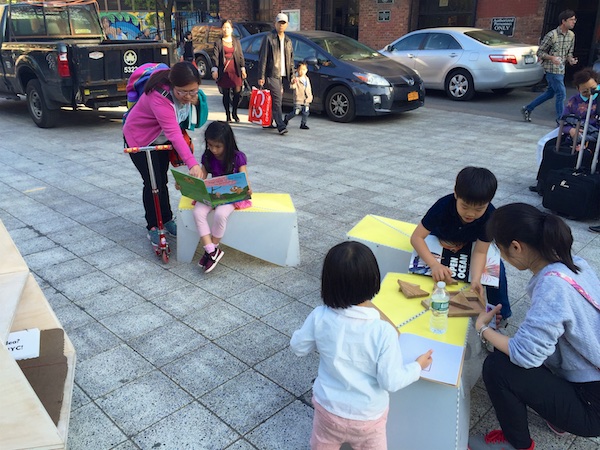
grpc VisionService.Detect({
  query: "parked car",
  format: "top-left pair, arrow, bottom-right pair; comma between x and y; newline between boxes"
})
190,21 -> 272,78
380,27 -> 544,101
240,30 -> 424,122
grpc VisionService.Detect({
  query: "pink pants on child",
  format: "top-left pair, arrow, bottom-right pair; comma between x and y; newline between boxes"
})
192,202 -> 235,239
310,398 -> 389,450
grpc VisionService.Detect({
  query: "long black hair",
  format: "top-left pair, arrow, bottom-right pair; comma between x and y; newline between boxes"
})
487,203 -> 579,273
202,121 -> 240,174
144,61 -> 200,94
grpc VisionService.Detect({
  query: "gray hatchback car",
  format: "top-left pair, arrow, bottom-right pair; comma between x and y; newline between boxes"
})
241,30 -> 425,122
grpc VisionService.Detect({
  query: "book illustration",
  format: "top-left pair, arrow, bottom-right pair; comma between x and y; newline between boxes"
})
409,235 -> 500,288
397,279 -> 429,298
171,169 -> 251,208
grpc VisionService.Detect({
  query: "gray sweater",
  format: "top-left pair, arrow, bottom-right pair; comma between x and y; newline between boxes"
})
509,257 -> 600,382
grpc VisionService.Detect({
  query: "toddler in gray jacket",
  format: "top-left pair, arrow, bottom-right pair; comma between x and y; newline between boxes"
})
284,62 -> 313,130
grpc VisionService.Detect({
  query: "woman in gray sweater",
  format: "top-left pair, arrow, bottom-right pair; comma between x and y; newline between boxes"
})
469,203 -> 600,450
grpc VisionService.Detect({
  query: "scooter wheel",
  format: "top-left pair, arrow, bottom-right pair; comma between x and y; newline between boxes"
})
161,250 -> 169,264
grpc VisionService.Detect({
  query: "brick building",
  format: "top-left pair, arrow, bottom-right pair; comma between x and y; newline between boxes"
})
210,0 -> 600,66
102,0 -> 599,67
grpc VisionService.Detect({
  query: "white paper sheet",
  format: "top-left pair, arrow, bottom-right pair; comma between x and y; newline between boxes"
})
399,333 -> 465,386
5,328 -> 41,360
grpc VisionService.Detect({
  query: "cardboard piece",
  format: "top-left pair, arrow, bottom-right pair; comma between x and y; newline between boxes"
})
421,291 -> 485,317
17,328 -> 67,426
397,279 -> 429,298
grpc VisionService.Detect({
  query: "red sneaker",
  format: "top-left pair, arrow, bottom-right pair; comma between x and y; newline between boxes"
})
468,430 -> 535,450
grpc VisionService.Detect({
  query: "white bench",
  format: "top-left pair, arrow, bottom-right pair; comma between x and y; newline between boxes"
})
346,214 -> 417,278
177,193 -> 300,266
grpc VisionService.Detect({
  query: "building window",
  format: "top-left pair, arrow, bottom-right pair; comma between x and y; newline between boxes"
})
417,0 -> 476,28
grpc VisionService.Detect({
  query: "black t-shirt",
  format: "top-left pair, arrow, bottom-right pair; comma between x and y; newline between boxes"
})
421,194 -> 495,247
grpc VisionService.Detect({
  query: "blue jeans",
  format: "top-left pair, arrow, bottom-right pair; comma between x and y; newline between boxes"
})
525,72 -> 566,121
485,260 -> 511,320
285,104 -> 309,126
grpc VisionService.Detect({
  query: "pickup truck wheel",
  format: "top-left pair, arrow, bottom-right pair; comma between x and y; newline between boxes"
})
195,56 -> 209,79
26,80 -> 58,128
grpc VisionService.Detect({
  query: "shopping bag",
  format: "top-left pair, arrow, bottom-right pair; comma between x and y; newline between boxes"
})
248,87 -> 272,126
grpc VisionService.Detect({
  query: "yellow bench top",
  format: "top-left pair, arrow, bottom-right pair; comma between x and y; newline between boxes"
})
178,193 -> 296,213
373,273 -> 469,346
347,215 -> 416,251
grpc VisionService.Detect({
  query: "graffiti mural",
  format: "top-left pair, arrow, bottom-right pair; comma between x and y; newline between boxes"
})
100,11 -> 168,40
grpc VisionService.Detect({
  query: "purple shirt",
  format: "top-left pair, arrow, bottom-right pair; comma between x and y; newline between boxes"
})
562,94 -> 599,136
202,150 -> 247,177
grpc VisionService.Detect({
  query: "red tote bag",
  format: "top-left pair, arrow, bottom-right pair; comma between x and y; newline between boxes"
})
248,87 -> 272,126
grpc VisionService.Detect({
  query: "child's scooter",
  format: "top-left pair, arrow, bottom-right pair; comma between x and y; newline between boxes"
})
124,144 -> 173,263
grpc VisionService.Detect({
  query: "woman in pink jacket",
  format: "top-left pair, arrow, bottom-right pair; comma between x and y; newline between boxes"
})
123,61 -> 202,247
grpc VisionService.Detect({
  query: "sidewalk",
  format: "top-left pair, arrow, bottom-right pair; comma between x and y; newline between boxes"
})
0,81 -> 599,449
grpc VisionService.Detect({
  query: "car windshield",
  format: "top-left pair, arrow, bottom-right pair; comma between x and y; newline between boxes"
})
464,30 -> 519,46
9,3 -> 102,37
243,23 -> 272,34
309,35 -> 383,61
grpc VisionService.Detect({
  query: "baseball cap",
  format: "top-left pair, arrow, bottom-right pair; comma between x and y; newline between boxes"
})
275,13 -> 288,23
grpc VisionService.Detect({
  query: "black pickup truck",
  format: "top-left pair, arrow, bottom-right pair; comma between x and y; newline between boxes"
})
0,1 -> 176,127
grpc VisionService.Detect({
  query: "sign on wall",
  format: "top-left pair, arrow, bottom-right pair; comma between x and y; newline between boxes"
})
282,9 -> 300,31
378,10 -> 391,22
491,17 -> 516,37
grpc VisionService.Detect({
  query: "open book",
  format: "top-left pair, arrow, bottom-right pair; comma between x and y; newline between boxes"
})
171,169 -> 251,208
408,235 -> 500,288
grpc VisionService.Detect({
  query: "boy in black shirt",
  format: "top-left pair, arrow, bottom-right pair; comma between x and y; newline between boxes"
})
410,167 -> 511,321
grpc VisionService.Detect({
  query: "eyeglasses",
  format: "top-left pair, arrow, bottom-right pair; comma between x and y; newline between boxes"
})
174,88 -> 199,97
580,86 -> 598,96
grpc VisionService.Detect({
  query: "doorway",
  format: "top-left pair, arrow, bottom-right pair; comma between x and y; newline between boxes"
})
542,0 -> 599,81
316,0 -> 359,40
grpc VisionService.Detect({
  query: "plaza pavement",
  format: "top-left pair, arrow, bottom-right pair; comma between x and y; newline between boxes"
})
0,81 -> 599,450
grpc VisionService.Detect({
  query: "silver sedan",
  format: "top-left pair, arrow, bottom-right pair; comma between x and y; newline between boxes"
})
380,27 -> 545,101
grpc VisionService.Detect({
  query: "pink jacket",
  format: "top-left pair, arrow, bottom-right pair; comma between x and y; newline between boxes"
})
123,88 -> 198,169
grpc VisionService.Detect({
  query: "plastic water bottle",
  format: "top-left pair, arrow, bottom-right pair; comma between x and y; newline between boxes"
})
429,281 -> 450,334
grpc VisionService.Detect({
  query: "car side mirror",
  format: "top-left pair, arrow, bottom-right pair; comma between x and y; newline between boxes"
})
385,45 -> 393,52
305,57 -> 318,66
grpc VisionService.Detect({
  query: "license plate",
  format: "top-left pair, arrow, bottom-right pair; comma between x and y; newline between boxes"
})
524,55 -> 534,64
408,91 -> 419,101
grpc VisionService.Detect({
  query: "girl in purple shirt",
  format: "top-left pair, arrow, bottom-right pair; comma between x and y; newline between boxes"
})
193,121 -> 251,273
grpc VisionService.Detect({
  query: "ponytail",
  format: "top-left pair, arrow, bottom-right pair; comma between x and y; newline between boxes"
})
487,203 -> 579,273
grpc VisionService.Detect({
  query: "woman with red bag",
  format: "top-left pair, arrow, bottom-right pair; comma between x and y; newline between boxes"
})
211,19 -> 246,123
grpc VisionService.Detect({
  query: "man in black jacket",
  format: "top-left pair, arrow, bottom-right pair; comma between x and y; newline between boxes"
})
258,13 -> 295,135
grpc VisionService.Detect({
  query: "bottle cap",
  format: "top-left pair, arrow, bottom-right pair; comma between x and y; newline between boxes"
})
437,281 -> 446,288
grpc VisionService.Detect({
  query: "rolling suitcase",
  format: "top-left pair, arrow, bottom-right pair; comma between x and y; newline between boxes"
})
542,91 -> 600,220
534,118 -> 587,195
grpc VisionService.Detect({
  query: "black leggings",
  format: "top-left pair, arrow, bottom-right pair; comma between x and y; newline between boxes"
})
222,87 -> 241,116
130,150 -> 172,230
483,351 -> 600,448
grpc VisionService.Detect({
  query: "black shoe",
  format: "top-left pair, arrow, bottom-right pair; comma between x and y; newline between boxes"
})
590,225 -> 600,233
283,117 -> 289,126
263,124 -> 276,129
528,184 -> 539,192
226,112 -> 231,123
278,127 -> 288,135
232,112 -> 240,122
300,124 -> 309,130
521,106 -> 531,122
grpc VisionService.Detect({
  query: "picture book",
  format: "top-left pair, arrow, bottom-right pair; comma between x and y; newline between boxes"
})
408,235 -> 500,288
171,169 -> 250,207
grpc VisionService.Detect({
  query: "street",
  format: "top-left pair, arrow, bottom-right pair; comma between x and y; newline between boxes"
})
1,80 -> 599,450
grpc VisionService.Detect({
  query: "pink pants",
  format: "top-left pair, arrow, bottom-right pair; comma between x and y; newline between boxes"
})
192,202 -> 235,239
310,398 -> 388,450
